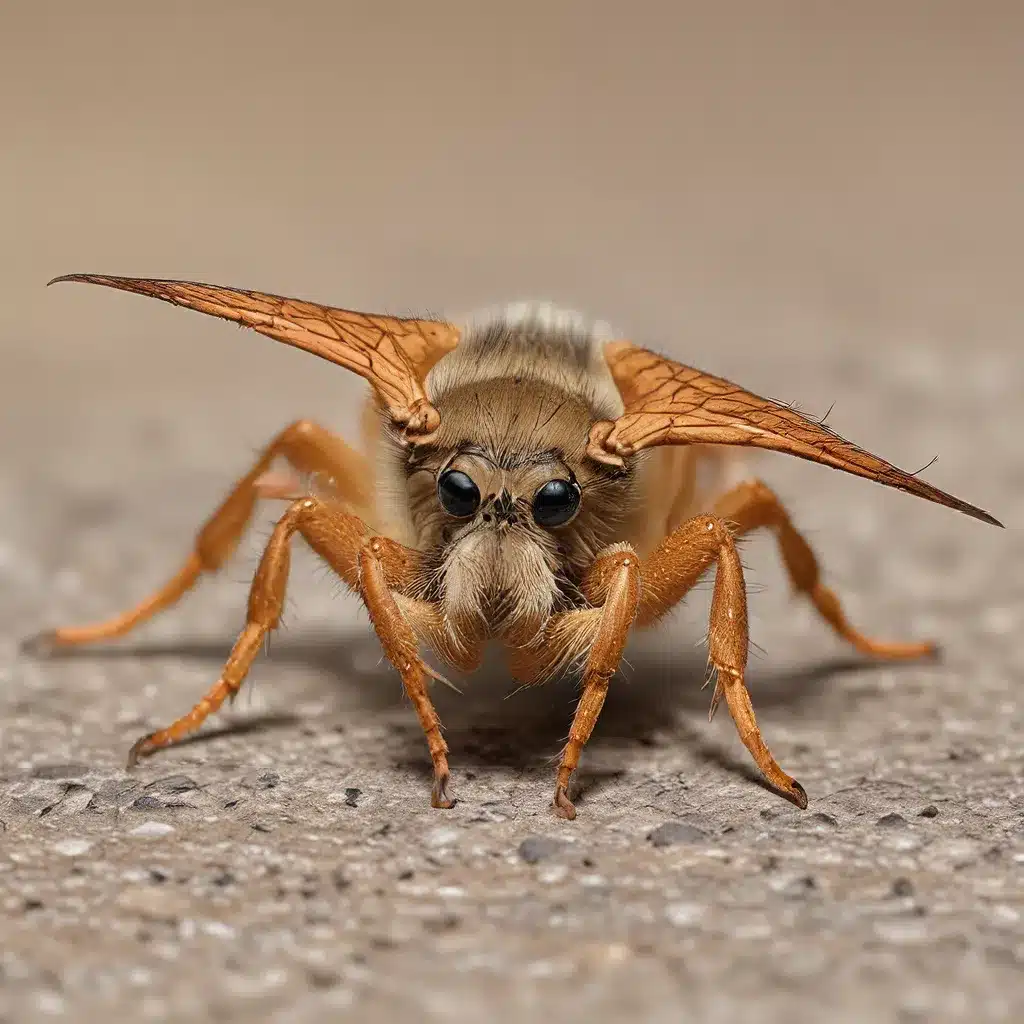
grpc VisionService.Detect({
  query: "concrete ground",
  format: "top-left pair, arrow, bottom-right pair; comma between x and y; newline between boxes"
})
1,4 -> 1022,1022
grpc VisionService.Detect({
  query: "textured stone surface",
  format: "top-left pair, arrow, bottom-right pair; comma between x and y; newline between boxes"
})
2,5 -> 1022,1023
2,330 -> 1020,1024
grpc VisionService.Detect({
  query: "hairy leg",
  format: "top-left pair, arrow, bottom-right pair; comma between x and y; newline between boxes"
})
636,514 -> 808,808
127,497 -> 473,809
26,419 -> 372,650
518,514 -> 806,819
713,479 -> 935,659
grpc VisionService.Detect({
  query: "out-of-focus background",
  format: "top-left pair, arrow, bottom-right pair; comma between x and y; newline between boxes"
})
1,4 -> 1021,1023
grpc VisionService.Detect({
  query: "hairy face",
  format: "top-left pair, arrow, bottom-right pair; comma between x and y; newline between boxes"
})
402,378 -> 638,647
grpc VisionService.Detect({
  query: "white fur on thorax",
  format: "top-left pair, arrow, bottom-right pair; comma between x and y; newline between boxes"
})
454,300 -> 619,343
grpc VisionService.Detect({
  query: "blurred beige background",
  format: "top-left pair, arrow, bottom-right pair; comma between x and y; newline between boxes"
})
3,1 -> 1021,398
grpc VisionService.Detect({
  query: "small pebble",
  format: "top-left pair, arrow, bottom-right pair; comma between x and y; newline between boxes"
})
344,788 -> 361,808
129,821 -> 175,838
918,805 -> 940,818
425,826 -> 460,849
875,813 -> 908,828
241,771 -> 280,791
132,795 -> 166,811
54,838 -> 93,857
647,822 -> 706,847
665,902 -> 705,927
782,875 -> 817,899
518,836 -> 567,864
812,812 -> 839,827
890,877 -> 915,898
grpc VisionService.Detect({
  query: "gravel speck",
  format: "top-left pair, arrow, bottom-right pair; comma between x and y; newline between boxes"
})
132,795 -> 166,811
647,822 -> 706,847
53,838 -> 93,857
665,902 -> 705,927
241,771 -> 280,791
518,836 -> 568,864
918,805 -> 940,818
129,821 -> 176,838
890,878 -> 915,898
875,813 -> 908,828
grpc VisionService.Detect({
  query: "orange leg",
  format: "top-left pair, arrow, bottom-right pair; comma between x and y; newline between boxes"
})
713,480 -> 935,659
550,545 -> 641,819
126,497 -> 463,809
25,419 -> 373,651
531,513 -> 806,819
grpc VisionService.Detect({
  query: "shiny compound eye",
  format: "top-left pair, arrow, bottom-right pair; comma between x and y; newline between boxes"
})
532,478 -> 581,528
437,469 -> 481,518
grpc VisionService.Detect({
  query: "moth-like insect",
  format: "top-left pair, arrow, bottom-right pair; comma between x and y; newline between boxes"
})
27,275 -> 1002,819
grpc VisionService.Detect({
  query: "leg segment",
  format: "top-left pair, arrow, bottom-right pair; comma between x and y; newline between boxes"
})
28,420 -> 372,650
522,515 -> 806,818
127,497 -> 466,809
552,546 -> 641,820
713,480 -> 935,659
637,515 -> 808,808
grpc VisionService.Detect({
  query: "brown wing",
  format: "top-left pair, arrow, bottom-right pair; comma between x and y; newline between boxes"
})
49,274 -> 460,439
589,340 -> 1001,527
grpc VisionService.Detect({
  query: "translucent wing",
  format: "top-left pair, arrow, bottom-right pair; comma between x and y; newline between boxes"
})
50,274 -> 460,439
589,340 -> 1001,527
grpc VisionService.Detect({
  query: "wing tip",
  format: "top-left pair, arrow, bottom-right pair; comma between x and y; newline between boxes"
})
927,488 -> 1003,528
967,506 -> 1004,529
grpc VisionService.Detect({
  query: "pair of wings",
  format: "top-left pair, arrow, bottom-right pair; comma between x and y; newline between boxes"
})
50,273 -> 1000,527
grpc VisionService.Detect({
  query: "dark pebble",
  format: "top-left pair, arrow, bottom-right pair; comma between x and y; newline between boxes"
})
131,795 -> 165,811
890,877 -> 914,898
918,805 -> 940,818
424,912 -> 461,933
518,836 -> 568,864
308,967 -> 341,990
241,772 -> 280,791
344,788 -> 361,808
647,822 -> 707,847
875,813 -> 908,828
782,875 -> 817,899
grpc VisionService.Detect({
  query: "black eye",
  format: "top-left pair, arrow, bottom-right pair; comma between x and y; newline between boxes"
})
532,479 -> 580,528
437,469 -> 481,518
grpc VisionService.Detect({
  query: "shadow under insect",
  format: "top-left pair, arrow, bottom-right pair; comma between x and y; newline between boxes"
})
43,625 -> 917,793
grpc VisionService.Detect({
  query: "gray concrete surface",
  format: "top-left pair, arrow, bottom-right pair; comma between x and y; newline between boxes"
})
2,4 -> 1022,1022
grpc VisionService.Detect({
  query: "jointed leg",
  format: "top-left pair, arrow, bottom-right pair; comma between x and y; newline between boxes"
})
128,497 -> 467,809
27,420 -> 372,650
637,515 -> 808,808
713,480 -> 935,659
528,515 -> 807,818
551,546 -> 641,820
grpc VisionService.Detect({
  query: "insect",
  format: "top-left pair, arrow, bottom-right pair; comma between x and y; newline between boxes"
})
26,274 -> 1002,819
